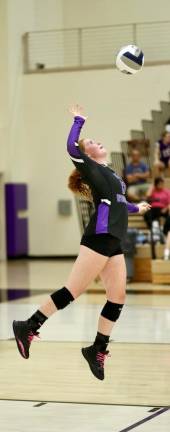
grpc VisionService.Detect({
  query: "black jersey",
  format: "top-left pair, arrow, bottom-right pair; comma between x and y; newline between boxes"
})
67,116 -> 138,241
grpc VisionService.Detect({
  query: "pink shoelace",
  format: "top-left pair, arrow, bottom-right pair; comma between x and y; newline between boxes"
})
28,331 -> 40,344
96,351 -> 111,368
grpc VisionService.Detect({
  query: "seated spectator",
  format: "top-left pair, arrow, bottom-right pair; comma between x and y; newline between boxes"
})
125,149 -> 150,201
153,131 -> 170,175
144,177 -> 170,231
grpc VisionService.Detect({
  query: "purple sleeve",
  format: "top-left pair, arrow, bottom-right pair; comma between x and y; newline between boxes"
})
66,115 -> 106,188
67,116 -> 85,158
127,202 -> 139,213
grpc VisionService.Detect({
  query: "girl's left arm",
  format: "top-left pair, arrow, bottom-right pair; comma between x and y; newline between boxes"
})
126,202 -> 139,213
127,201 -> 151,215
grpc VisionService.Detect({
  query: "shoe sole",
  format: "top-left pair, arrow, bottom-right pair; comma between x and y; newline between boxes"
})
81,348 -> 104,381
13,321 -> 28,359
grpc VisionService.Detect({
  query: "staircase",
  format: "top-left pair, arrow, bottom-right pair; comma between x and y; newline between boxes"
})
121,96 -> 170,168
130,99 -> 170,143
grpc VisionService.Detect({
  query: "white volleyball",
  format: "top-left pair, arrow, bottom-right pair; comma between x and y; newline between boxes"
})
116,45 -> 144,74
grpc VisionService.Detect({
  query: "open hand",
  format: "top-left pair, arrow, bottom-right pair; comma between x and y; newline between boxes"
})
137,201 -> 151,215
69,104 -> 87,120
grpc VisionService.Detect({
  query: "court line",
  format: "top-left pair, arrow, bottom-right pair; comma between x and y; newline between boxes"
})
118,407 -> 170,432
0,398 -> 168,409
148,407 -> 161,412
3,340 -> 170,346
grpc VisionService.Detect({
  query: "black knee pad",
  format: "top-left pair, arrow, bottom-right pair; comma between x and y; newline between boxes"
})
101,301 -> 124,322
51,287 -> 74,310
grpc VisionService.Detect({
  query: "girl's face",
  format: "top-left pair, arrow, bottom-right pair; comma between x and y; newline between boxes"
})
83,138 -> 107,161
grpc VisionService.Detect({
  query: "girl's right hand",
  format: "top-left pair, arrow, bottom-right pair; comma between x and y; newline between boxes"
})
69,104 -> 87,120
137,201 -> 151,215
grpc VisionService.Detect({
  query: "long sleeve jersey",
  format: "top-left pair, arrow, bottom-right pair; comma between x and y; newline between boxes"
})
67,116 -> 139,241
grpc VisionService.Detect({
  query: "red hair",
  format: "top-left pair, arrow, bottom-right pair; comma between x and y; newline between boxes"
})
68,139 -> 92,201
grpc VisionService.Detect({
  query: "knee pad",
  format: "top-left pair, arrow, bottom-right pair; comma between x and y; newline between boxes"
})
101,301 -> 124,322
51,287 -> 74,310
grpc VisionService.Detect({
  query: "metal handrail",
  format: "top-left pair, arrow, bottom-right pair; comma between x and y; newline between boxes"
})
24,19 -> 170,33
23,20 -> 170,73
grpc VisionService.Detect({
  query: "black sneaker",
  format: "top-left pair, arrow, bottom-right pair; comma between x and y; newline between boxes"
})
81,345 -> 110,381
13,320 -> 40,359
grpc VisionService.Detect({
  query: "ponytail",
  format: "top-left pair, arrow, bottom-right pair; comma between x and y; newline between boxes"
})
68,139 -> 92,201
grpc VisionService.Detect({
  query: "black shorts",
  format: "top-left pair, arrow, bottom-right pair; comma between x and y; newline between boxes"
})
81,233 -> 123,257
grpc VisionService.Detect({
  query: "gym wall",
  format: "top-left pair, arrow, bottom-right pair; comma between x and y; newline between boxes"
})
1,0 -> 170,256
10,65 -> 170,255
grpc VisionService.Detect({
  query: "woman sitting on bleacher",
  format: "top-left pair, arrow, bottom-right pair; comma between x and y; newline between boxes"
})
125,149 -> 150,202
153,131 -> 170,175
144,177 -> 170,258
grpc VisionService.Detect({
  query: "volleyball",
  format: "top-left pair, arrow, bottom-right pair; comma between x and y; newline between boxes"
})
115,45 -> 144,75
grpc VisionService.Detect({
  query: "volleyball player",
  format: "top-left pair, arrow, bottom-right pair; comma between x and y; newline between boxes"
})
13,105 -> 150,380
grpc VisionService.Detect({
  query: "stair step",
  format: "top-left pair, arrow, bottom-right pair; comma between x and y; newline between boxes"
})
152,259 -> 170,273
152,259 -> 170,284
131,130 -> 145,140
142,119 -> 157,144
135,244 -> 164,258
128,214 -> 147,229
151,110 -> 165,142
128,222 -> 147,229
133,257 -> 152,282
160,101 -> 170,123
128,215 -> 144,220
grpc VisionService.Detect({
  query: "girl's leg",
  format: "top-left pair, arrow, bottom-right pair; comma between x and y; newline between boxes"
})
82,254 -> 126,380
38,245 -> 108,318
97,254 -> 126,337
13,246 -> 108,359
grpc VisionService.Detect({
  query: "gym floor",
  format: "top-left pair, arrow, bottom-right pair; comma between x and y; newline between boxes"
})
0,259 -> 170,432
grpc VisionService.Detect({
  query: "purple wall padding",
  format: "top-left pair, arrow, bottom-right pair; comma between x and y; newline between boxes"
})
5,184 -> 29,257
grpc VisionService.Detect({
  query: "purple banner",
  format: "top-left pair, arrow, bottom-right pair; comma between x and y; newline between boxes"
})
5,184 -> 29,257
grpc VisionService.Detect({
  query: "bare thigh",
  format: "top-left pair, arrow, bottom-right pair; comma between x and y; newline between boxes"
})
100,254 -> 126,304
65,245 -> 108,298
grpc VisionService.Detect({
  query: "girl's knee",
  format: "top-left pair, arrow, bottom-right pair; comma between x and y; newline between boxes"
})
108,289 -> 126,304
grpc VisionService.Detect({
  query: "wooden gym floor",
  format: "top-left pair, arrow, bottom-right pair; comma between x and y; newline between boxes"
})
0,259 -> 170,432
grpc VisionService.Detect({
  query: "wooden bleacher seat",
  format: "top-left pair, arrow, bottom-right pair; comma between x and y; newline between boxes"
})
133,257 -> 152,282
135,243 -> 164,259
128,214 -> 148,230
133,244 -> 165,283
129,212 -> 152,283
152,260 -> 170,284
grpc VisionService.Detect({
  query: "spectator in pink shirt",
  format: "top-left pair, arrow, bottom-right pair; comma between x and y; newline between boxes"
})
144,177 -> 170,228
